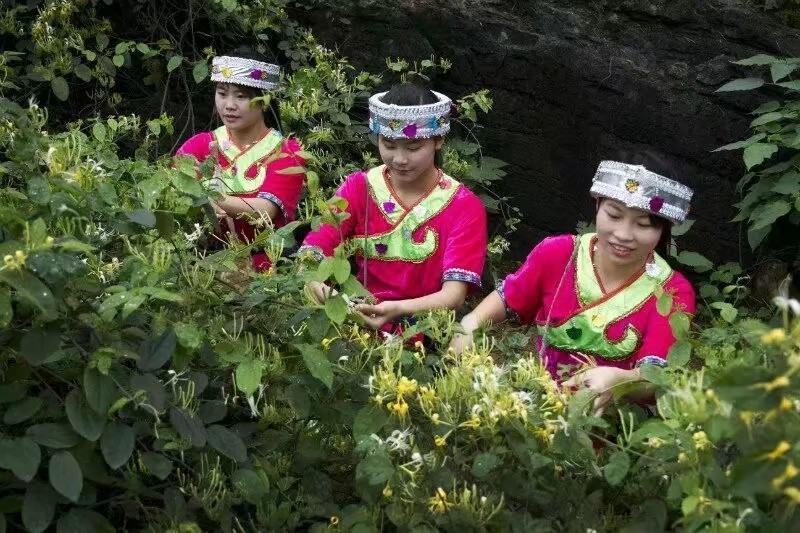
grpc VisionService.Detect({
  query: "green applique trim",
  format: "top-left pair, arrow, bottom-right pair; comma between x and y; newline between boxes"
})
210,126 -> 283,195
352,165 -> 460,263
540,232 -> 673,361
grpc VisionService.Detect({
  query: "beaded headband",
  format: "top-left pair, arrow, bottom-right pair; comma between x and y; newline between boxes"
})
368,90 -> 452,139
210,55 -> 280,91
590,160 -> 693,224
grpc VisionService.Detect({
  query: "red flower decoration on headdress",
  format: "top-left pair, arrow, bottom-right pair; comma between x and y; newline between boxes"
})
649,196 -> 665,213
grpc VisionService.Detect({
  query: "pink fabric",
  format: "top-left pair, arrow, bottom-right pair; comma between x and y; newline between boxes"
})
175,131 -> 305,270
502,234 -> 696,379
302,170 -> 487,302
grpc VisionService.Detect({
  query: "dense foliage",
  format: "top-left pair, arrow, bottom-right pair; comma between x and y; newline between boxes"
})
2,1 -> 800,532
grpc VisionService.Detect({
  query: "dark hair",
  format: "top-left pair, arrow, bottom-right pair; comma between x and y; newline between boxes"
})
216,47 -> 283,133
378,83 -> 444,166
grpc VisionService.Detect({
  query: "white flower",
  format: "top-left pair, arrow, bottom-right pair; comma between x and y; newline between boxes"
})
645,261 -> 662,277
412,204 -> 427,218
183,223 -> 203,244
774,296 -> 800,316
385,428 -> 412,453
513,391 -> 533,405
337,355 -> 349,363
410,452 -> 423,467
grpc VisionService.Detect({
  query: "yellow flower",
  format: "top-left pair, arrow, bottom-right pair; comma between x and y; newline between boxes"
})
647,437 -> 664,449
772,462 -> 800,489
396,376 -> 418,398
221,66 -> 233,78
693,431 -> 711,451
785,486 -> 800,504
434,435 -> 447,447
321,337 -> 334,350
625,178 -> 640,192
329,515 -> 340,527
678,452 -> 689,463
387,399 -> 409,420
705,389 -> 716,399
761,441 -> 792,461
740,410 -> 756,428
382,485 -> 393,498
460,414 -> 481,429
758,375 -> 791,392
430,413 -> 440,424
781,397 -> 795,412
761,328 -> 787,345
427,487 -> 452,515
418,385 -> 436,402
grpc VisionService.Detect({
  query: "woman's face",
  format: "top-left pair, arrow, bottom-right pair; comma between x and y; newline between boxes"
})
214,83 -> 264,133
378,135 -> 443,185
595,198 -> 664,269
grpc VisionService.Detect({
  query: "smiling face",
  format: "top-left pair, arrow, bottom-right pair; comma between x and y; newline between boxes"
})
595,198 -> 666,269
377,135 -> 443,185
214,83 -> 264,134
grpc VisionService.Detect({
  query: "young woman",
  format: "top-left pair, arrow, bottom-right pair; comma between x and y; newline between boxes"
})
175,50 -> 305,271
451,160 -> 696,412
298,84 -> 487,332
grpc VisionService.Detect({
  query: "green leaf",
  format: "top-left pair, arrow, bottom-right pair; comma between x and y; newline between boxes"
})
26,423 -> 81,449
142,452 -> 173,480
74,63 -> 93,82
22,482 -> 56,533
207,424 -> 248,462
49,451 -> 83,502
332,257 -> 350,284
84,367 -> 117,414
65,389 -> 106,441
353,405 -> 388,442
167,55 -> 183,72
56,509 -> 114,533
777,80 -> 800,91
671,219 -> 694,237
656,290 -> 673,317
750,112 -> 784,127
127,208 -> 156,227
235,359 -> 265,396
748,224 -> 770,249
169,407 -> 206,447
669,311 -> 691,338
604,450 -> 630,486
743,143 -> 778,170
232,469 -> 269,504
713,133 -> 766,152
356,452 -> 394,486
298,344 -> 333,389
192,60 -> 209,83
667,340 -> 692,366
0,382 -> 26,403
0,269 -> 56,319
772,172 -> 800,195
137,329 -> 176,371
324,295 -> 348,325
471,452 -> 500,479
100,423 -> 135,469
174,322 -> 203,349
3,397 -> 43,425
733,54 -> 775,66
676,251 -> 713,273
92,122 -> 106,142
19,327 -> 61,366
51,77 -> 69,101
0,437 -> 40,481
750,199 -> 790,229
112,54 -> 124,67
716,77 -> 764,92
155,211 -> 175,237
284,383 -> 310,418
0,288 -> 11,327
96,34 -> 109,50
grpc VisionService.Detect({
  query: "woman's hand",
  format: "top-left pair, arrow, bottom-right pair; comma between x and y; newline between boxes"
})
355,301 -> 402,330
563,366 -> 640,416
306,281 -> 333,304
448,331 -> 475,355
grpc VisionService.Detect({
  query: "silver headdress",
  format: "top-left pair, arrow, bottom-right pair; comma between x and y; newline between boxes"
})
210,55 -> 280,91
368,90 -> 452,139
590,160 -> 693,224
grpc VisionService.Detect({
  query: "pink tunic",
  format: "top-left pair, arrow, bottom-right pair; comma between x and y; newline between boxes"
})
175,131 -> 305,270
500,234 -> 696,379
301,168 -> 487,303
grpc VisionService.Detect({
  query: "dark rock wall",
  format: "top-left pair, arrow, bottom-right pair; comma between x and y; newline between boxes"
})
304,0 -> 800,262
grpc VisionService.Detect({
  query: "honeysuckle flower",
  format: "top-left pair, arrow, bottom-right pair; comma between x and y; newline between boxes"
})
761,441 -> 792,461
693,431 -> 711,451
761,328 -> 787,345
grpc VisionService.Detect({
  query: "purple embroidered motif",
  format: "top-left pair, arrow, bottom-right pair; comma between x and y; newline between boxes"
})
250,69 -> 263,80
375,243 -> 388,255
402,123 -> 418,138
649,196 -> 665,213
382,201 -> 396,214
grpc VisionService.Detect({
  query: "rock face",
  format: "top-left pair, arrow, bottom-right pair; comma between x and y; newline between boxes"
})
305,0 -> 800,262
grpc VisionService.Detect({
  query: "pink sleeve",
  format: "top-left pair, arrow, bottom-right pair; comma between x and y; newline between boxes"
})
500,235 -> 575,323
299,171 -> 365,260
441,190 -> 487,288
258,138 -> 306,223
175,132 -> 214,160
634,272 -> 697,368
